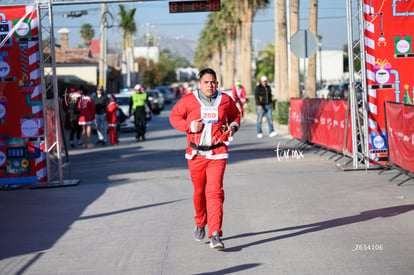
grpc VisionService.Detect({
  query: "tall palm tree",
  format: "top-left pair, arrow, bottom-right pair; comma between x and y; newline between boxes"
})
119,4 -> 136,87
275,0 -> 288,101
306,0 -> 318,98
289,0 -> 300,98
217,0 -> 237,89
236,0 -> 270,94
80,23 -> 94,48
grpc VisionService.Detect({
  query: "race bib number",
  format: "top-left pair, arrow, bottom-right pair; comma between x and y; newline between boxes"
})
201,106 -> 219,123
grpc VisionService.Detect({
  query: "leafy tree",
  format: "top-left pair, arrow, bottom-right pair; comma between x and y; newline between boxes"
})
255,42 -> 274,82
80,23 -> 95,47
119,4 -> 136,87
343,43 -> 361,73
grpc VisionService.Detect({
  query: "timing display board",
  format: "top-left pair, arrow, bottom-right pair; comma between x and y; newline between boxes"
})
169,0 -> 220,13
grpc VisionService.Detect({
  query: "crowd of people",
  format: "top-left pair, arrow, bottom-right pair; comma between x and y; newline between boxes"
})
65,85 -> 120,149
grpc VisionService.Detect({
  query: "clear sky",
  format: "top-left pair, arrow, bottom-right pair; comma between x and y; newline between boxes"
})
11,0 -> 349,54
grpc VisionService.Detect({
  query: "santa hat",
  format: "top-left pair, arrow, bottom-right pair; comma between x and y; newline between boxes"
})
72,91 -> 82,98
110,94 -> 117,102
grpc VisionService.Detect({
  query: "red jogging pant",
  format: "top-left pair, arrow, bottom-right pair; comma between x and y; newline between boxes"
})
108,126 -> 118,144
188,157 -> 226,238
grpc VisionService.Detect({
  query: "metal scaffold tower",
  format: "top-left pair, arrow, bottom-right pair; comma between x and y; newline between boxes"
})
28,0 -> 157,186
34,0 -> 77,186
345,0 -> 370,170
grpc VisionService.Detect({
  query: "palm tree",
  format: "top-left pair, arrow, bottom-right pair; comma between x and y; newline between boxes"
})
289,0 -> 300,98
275,0 -> 288,101
306,0 -> 318,98
236,0 -> 270,94
119,4 -> 136,87
217,0 -> 237,89
80,23 -> 94,48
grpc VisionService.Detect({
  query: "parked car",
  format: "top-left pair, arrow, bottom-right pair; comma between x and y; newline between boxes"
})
113,92 -> 152,131
154,86 -> 175,104
317,83 -> 339,99
338,81 -> 363,101
146,89 -> 165,114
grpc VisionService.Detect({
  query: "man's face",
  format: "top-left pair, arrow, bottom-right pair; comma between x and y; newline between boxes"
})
199,73 -> 218,97
97,88 -> 103,94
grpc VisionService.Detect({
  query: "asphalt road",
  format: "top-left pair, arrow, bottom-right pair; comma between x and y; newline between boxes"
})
1,102 -> 414,275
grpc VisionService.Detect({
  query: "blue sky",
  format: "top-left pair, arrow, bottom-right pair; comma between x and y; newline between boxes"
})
12,0 -> 349,53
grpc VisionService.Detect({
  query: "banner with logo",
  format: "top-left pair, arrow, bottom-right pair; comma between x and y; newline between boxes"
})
290,98 -> 352,153
363,0 -> 414,164
385,102 -> 414,173
0,5 -> 45,185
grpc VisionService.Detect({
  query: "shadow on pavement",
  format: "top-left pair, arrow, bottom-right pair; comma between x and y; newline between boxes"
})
221,204 -> 414,252
192,263 -> 262,275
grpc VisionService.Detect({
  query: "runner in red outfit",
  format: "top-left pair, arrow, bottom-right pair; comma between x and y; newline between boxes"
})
169,68 -> 241,249
106,95 -> 119,145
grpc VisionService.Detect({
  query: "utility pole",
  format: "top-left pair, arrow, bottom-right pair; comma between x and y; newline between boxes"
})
98,3 -> 107,89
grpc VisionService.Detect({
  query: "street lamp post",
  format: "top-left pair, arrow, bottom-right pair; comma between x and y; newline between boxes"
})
98,4 -> 113,92
98,3 -> 107,89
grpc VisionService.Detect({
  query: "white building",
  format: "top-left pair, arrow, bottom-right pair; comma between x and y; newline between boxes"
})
134,46 -> 159,64
299,50 -> 345,83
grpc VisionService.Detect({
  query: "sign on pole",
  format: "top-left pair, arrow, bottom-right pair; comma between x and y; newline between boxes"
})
290,29 -> 318,58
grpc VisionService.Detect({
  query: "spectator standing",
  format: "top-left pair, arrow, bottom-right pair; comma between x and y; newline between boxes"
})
78,89 -> 96,148
169,68 -> 241,249
69,91 -> 82,147
255,76 -> 277,138
106,95 -> 119,145
231,81 -> 247,120
93,85 -> 108,145
129,84 -> 149,142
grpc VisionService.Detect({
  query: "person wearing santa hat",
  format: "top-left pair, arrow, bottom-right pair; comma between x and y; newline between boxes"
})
169,68 -> 241,249
106,94 -> 119,145
78,89 -> 95,148
231,80 -> 247,120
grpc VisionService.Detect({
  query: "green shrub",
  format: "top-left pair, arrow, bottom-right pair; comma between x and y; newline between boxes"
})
275,100 -> 290,125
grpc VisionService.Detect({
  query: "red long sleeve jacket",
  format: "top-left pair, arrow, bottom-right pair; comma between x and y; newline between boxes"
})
169,91 -> 241,160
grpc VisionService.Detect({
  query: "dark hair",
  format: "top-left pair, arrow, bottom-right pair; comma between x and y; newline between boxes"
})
198,68 -> 217,80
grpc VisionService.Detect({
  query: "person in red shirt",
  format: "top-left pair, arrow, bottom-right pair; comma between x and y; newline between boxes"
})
169,68 -> 241,249
106,95 -> 119,145
78,90 -> 95,148
231,81 -> 246,119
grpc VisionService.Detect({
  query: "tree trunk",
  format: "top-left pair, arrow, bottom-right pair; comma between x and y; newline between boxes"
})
241,17 -> 253,94
235,1 -> 253,94
276,0 -> 288,101
306,0 -> 318,98
222,29 -> 235,90
236,19 -> 243,86
289,0 -> 300,98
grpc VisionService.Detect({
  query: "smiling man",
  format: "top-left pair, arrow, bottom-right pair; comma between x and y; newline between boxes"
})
169,68 -> 241,249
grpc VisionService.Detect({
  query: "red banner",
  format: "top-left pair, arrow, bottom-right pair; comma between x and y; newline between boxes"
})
290,98 -> 352,153
385,102 -> 414,173
363,0 -> 414,164
0,5 -> 44,185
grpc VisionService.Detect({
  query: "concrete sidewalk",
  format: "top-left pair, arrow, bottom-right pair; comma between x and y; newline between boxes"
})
0,109 -> 414,275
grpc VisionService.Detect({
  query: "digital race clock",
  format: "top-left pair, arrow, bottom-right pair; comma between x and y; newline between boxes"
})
169,1 -> 221,13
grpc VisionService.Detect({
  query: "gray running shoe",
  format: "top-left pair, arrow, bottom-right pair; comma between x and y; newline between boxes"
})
209,231 -> 224,249
194,226 -> 205,241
